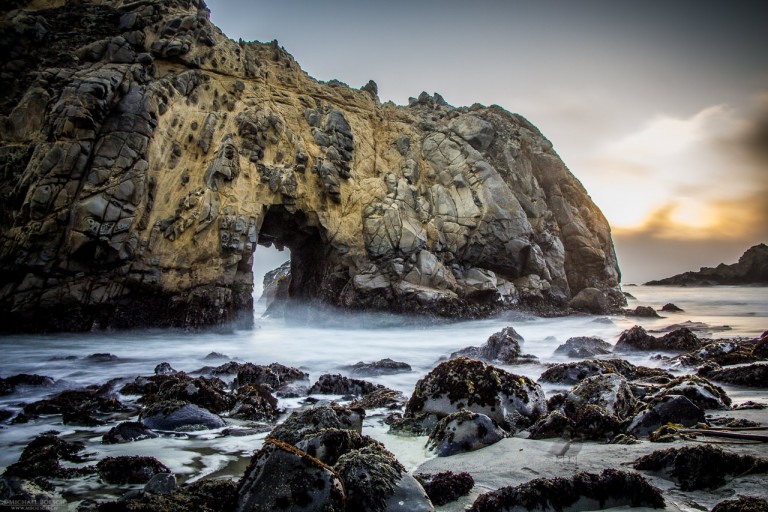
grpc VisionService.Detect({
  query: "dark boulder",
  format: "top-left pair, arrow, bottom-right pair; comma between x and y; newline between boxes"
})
203,352 -> 230,361
267,405 -> 364,446
346,358 -> 412,376
96,456 -> 170,485
528,410 -> 573,440
661,303 -> 684,312
633,445 -> 768,490
308,373 -> 383,396
233,362 -> 309,393
140,401 -> 226,431
21,386 -> 126,420
405,358 -> 546,431
102,421 -> 159,444
565,373 -> 639,420
151,375 -> 233,414
86,353 -> 119,362
570,404 -> 624,441
427,409 -> 505,456
627,395 -> 705,437
669,341 -> 757,368
235,439 -> 345,512
414,471 -> 474,506
468,469 -> 665,511
553,336 -> 612,358
92,478 -> 238,512
568,287 -> 607,313
752,332 -> 768,359
144,472 -> 177,495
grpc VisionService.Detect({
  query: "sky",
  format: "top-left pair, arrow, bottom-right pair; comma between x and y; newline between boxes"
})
207,0 -> 768,283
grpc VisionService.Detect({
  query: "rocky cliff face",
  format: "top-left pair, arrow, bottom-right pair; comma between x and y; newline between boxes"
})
0,0 -> 624,332
646,244 -> 768,286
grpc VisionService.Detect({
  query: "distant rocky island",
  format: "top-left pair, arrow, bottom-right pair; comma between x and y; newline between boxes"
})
646,243 -> 768,286
0,0 -> 624,332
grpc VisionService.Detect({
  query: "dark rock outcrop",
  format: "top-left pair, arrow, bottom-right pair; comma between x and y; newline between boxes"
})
102,421 -> 159,444
652,375 -> 731,410
308,373 -> 383,396
96,455 -> 170,485
698,363 -> 768,388
451,327 -> 537,364
468,469 -> 665,511
633,445 -> 768,490
140,400 -> 226,431
711,497 -> 768,512
345,358 -> 412,377
553,336 -> 612,358
615,326 -> 702,353
0,0 -> 624,333
267,405 -> 363,446
427,409 -> 506,456
627,395 -> 705,437
414,471 -> 474,507
0,374 -> 54,395
647,243 -> 768,286
538,358 -> 672,385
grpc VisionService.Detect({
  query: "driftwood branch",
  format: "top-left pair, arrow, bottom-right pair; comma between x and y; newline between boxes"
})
679,429 -> 768,442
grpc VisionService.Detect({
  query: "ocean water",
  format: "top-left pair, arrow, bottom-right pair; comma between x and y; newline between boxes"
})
0,285 -> 765,499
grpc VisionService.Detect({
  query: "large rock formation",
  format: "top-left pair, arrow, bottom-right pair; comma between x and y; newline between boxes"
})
0,0 -> 624,332
646,243 -> 768,286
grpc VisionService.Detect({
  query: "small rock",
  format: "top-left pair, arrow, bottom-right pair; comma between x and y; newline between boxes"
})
661,303 -> 684,312
626,305 -> 661,318
349,388 -> 407,410
427,409 -> 505,456
346,358 -> 412,376
154,362 -> 177,375
143,472 -> 176,495
615,326 -> 701,353
569,287 -> 607,314
553,336 -> 612,358
451,327 -> 533,364
102,421 -> 159,444
538,358 -> 672,385
295,428 -> 380,466
653,375 -> 731,410
229,384 -> 279,421
414,471 -> 474,506
203,352 -> 230,361
97,456 -> 170,484
86,353 -> 119,362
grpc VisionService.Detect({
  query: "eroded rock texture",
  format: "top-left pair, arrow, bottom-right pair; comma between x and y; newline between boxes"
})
0,0 -> 624,332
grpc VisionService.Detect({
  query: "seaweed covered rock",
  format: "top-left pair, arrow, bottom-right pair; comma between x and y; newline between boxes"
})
3,431 -> 91,485
698,363 -> 768,388
335,444 -> 433,512
615,326 -> 702,353
711,497 -> 768,512
349,388 -> 407,410
93,478 -> 238,512
669,341 -> 757,369
414,471 -> 474,507
451,327 -> 536,364
653,375 -> 731,410
229,384 -> 279,421
140,400 -> 226,431
565,373 -> 639,420
427,409 -> 506,456
233,363 -> 309,394
96,456 -> 170,485
267,405 -> 364,446
633,445 -> 768,490
154,362 -> 178,376
235,439 -> 345,512
308,374 -> 383,396
345,359 -> 412,377
528,410 -> 573,440
753,332 -> 768,359
295,428 -> 381,466
19,385 -> 127,421
468,469 -> 665,511
102,421 -> 159,444
570,404 -> 624,441
627,395 -> 705,437
538,358 -> 671,385
405,358 -> 546,431
149,375 -> 233,413
553,336 -> 612,358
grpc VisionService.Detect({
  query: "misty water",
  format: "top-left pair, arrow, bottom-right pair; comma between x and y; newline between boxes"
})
0,262 -> 766,500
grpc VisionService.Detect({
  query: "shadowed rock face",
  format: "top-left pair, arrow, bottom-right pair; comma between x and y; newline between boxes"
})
0,0 -> 624,332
